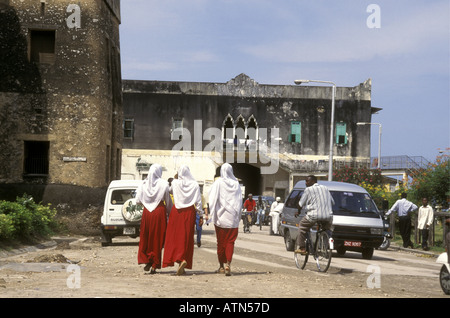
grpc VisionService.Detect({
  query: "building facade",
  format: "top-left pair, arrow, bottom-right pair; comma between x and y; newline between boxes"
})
121,74 -> 379,199
0,0 -> 122,210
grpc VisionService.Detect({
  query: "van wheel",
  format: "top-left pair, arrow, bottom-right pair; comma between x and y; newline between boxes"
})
101,233 -> 112,247
336,246 -> 346,257
284,231 -> 295,251
362,247 -> 374,259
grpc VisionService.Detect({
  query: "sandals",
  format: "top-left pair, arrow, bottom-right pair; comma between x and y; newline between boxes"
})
143,261 -> 153,272
177,260 -> 187,276
224,263 -> 231,276
295,248 -> 307,255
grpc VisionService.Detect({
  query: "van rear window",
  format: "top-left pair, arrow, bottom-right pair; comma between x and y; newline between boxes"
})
331,191 -> 379,217
110,189 -> 136,205
285,190 -> 303,208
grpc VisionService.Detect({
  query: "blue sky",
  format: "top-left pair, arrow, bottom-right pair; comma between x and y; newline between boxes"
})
119,0 -> 449,162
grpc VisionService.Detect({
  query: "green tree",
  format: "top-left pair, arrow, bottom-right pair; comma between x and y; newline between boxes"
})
409,154 -> 450,208
333,165 -> 403,209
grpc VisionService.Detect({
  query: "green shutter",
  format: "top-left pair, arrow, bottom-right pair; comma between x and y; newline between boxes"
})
290,121 -> 301,143
335,122 -> 347,144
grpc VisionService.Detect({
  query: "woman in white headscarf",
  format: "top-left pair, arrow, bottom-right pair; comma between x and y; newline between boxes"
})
136,164 -> 172,274
163,165 -> 203,275
208,163 -> 242,276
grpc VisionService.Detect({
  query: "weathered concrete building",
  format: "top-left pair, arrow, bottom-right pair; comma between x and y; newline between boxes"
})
121,74 -> 378,199
0,0 -> 122,210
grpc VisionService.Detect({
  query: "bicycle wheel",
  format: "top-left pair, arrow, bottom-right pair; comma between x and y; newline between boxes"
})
440,265 -> 450,295
314,231 -> 332,272
294,240 -> 308,270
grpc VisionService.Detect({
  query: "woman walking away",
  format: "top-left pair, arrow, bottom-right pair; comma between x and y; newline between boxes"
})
208,163 -> 243,276
163,166 -> 203,275
136,164 -> 172,274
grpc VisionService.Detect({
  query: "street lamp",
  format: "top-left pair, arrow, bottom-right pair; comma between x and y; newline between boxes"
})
357,122 -> 382,169
295,79 -> 336,181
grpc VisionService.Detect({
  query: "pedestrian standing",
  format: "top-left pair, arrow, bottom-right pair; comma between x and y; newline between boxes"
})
195,193 -> 209,247
386,193 -> 418,248
136,164 -> 172,274
269,197 -> 283,235
417,197 -> 434,250
163,165 -> 203,275
208,163 -> 242,276
256,196 -> 265,226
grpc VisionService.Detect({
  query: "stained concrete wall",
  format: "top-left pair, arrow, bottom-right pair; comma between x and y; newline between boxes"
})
0,0 -> 122,209
122,74 -> 374,160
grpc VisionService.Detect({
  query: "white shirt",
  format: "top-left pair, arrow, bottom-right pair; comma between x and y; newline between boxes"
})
270,201 -> 282,213
386,198 -> 418,217
417,205 -> 434,229
299,183 -> 334,221
208,163 -> 243,228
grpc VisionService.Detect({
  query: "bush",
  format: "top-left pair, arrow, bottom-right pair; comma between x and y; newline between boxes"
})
333,166 -> 407,210
0,214 -> 14,239
0,195 -> 58,241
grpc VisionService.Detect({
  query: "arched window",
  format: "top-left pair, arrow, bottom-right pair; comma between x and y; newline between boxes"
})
246,115 -> 258,151
222,114 -> 234,149
235,115 -> 246,150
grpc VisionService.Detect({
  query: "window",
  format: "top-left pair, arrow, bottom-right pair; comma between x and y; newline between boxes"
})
336,122 -> 348,145
330,191 -> 379,217
24,141 -> 49,175
289,121 -> 301,143
123,119 -> 134,139
285,190 -> 303,208
110,189 -> 136,205
171,118 -> 183,140
30,30 -> 56,64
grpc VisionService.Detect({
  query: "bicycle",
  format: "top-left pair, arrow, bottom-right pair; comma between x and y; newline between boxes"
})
294,222 -> 333,272
243,211 -> 253,233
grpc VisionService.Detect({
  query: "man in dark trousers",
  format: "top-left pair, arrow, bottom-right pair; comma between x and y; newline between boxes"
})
386,193 -> 418,248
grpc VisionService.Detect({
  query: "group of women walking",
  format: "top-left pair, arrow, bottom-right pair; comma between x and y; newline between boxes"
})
135,163 -> 242,276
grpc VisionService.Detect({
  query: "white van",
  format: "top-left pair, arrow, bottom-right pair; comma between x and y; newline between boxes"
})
100,180 -> 143,246
280,181 -> 384,259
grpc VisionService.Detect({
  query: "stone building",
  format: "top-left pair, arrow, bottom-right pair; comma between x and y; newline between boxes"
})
0,0 -> 122,210
121,74 -> 379,199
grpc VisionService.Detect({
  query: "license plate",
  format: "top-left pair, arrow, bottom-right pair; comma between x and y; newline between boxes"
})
123,227 -> 135,235
344,240 -> 361,247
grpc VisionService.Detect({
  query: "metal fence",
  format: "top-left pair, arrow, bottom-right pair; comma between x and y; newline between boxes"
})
388,211 -> 450,248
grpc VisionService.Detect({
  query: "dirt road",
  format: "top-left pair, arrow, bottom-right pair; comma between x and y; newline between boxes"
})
0,224 -> 448,303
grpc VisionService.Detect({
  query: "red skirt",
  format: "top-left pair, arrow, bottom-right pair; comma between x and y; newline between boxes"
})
137,202 -> 167,269
162,205 -> 196,269
214,225 -> 239,264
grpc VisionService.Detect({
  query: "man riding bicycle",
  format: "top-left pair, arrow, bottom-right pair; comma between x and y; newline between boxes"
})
294,175 -> 334,255
243,193 -> 256,232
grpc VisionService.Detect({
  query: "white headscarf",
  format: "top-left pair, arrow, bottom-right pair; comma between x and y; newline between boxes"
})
171,165 -> 202,211
136,164 -> 172,214
208,163 -> 243,228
